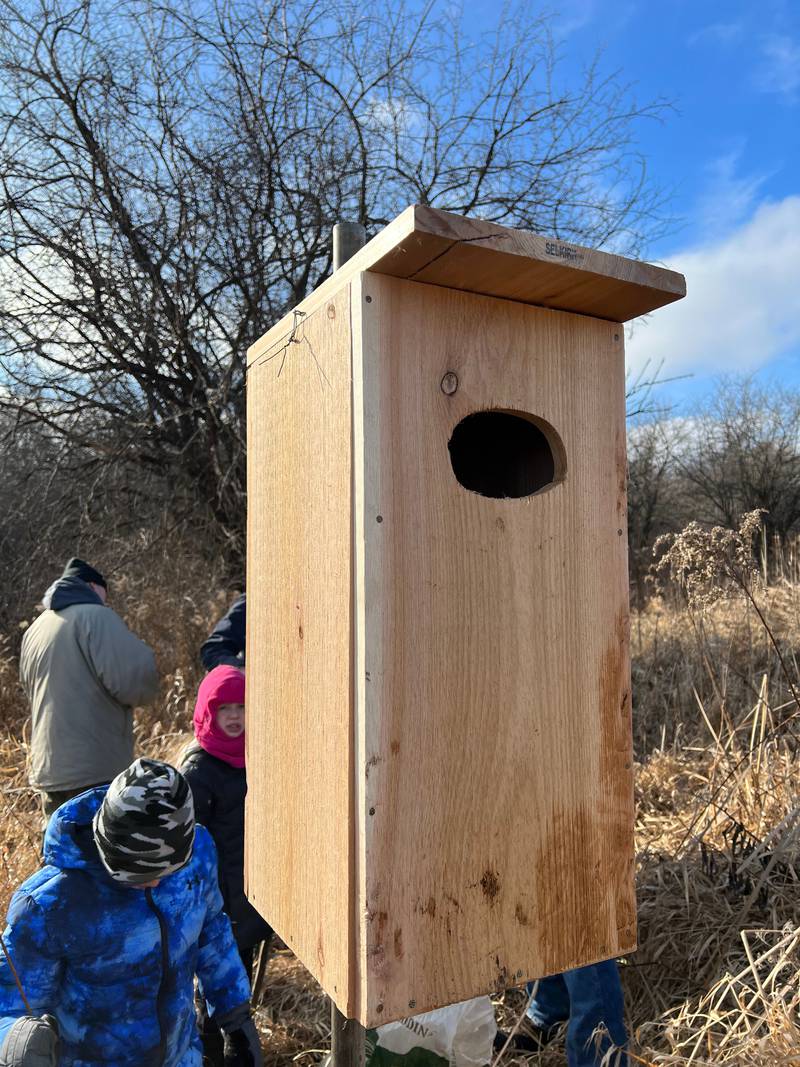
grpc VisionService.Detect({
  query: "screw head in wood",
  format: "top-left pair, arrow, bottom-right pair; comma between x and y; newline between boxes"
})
440,371 -> 458,395
408,1000 -> 416,1010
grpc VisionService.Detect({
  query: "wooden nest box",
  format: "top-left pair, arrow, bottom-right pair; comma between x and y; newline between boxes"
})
245,206 -> 685,1026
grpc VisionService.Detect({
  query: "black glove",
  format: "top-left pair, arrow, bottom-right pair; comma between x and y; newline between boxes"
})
0,1015 -> 59,1067
216,1002 -> 262,1067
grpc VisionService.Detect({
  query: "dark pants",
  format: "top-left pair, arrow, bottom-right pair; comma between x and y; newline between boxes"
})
198,944 -> 255,1067
526,960 -> 628,1067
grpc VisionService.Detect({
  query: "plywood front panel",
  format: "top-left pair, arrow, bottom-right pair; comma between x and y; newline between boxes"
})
353,275 -> 634,1023
245,283 -> 355,1011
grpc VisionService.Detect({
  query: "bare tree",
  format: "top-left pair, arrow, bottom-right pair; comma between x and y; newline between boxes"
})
626,418 -> 686,604
0,404 -> 214,630
0,0 -> 672,559
678,379 -> 800,551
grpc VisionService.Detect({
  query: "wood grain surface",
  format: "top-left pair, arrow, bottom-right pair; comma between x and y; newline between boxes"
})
352,275 -> 635,1024
246,268 -> 638,1027
245,283 -> 356,1013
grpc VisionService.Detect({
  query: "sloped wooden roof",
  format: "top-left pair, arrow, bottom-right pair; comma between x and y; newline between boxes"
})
248,205 -> 685,366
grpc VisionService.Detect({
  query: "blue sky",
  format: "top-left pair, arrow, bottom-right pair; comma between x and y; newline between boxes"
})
467,0 -> 800,412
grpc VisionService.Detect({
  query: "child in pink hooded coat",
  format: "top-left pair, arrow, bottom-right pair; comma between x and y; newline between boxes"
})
180,666 -> 272,1066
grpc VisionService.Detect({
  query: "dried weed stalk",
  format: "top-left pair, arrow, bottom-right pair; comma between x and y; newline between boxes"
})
653,511 -> 800,720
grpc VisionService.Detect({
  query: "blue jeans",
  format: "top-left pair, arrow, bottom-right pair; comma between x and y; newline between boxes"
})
526,960 -> 628,1067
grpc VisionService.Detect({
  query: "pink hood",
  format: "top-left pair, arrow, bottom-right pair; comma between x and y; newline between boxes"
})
193,666 -> 246,768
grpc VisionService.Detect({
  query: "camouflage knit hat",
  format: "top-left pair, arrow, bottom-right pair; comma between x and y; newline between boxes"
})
93,759 -> 195,885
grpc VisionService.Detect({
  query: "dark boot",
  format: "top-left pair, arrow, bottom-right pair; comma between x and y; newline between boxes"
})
493,1025 -> 556,1054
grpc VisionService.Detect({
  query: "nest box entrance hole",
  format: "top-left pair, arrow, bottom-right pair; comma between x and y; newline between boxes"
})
448,409 -> 565,499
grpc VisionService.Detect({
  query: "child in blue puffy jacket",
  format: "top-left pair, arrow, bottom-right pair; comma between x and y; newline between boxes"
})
0,759 -> 262,1067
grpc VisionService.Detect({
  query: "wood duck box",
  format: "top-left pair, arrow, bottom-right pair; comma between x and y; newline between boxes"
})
244,206 -> 685,1026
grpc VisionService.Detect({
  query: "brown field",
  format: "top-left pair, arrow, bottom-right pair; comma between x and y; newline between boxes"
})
2,545 -> 799,1065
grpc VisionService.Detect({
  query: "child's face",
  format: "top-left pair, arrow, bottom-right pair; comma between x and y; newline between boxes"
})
216,702 -> 245,737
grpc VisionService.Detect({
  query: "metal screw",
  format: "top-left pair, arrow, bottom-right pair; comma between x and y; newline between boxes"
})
408,1000 -> 416,1010
440,371 -> 458,395
376,515 -> 383,523
369,807 -> 376,816
365,295 -> 372,303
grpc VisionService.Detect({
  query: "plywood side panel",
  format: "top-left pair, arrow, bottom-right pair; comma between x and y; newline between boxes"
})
245,284 -> 355,1011
350,275 -> 382,1022
353,276 -> 634,1024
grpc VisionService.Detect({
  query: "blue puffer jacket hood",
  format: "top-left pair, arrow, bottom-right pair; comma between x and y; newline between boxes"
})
0,788 -> 251,1067
41,786 -> 111,875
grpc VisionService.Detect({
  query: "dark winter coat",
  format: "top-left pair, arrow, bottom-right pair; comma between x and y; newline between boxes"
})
20,577 -> 159,791
180,742 -> 272,951
0,788 -> 251,1066
200,594 -> 246,671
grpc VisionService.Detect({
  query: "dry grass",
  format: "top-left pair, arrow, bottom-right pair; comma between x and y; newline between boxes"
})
2,543 -> 800,1065
631,586 -> 800,754
256,950 -> 331,1067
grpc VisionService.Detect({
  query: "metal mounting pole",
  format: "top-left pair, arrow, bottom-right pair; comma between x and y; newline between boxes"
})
331,1010 -> 366,1067
331,217 -> 367,1067
333,221 -> 367,272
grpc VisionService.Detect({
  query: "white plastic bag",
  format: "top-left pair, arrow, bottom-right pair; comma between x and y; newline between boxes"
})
366,996 -> 497,1067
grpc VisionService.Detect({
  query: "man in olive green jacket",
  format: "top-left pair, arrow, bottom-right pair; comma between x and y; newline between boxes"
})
19,558 -> 159,817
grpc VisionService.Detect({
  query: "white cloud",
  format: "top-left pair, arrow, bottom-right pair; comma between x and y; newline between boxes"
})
553,0 -> 636,37
553,0 -> 598,36
627,195 -> 800,379
362,95 -> 424,135
756,34 -> 800,100
694,147 -> 769,239
688,21 -> 744,48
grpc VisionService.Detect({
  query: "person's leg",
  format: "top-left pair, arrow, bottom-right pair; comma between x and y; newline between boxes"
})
561,961 -> 628,1067
526,973 -> 571,1031
238,944 -> 254,986
40,788 -> 76,821
41,782 -> 110,822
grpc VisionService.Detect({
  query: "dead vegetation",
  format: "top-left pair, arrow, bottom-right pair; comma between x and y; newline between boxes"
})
2,521 -> 800,1064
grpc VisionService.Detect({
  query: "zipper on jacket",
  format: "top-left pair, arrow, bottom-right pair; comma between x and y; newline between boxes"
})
145,887 -> 170,1067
